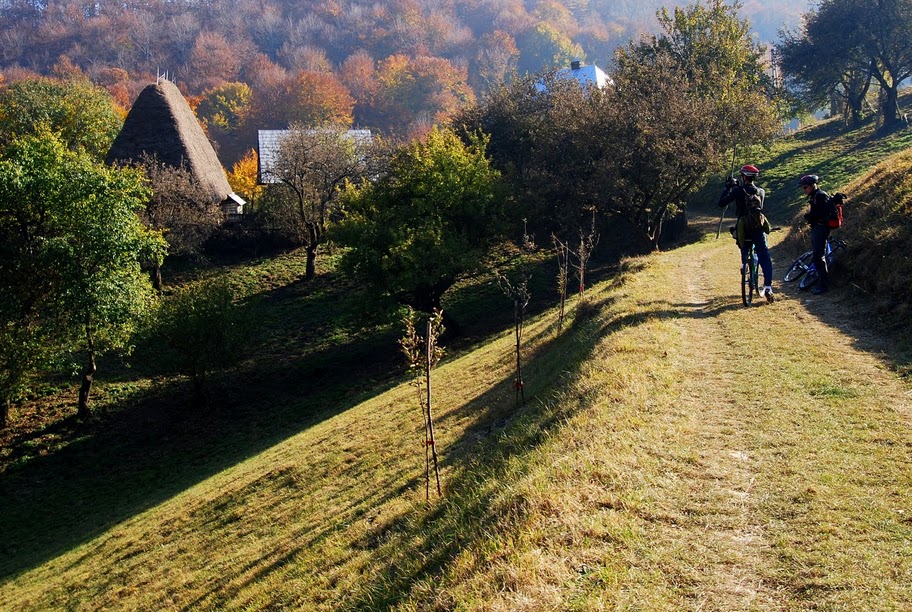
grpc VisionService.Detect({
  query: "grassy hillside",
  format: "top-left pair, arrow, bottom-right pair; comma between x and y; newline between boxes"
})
755,111 -> 912,305
3,110 -> 912,609
4,222 -> 912,609
690,101 -> 912,304
835,147 -> 912,303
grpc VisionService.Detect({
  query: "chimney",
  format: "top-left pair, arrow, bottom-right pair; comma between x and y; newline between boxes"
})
571,59 -> 581,71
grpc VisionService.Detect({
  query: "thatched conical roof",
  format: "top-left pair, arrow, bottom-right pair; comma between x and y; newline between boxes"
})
105,79 -> 232,205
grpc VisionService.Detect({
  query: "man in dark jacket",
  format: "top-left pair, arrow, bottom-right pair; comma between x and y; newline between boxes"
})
798,174 -> 831,294
719,164 -> 774,302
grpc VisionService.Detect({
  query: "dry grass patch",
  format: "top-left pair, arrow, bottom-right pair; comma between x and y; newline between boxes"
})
2,228 -> 911,610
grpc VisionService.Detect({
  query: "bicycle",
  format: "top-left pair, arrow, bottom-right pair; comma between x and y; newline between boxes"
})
782,236 -> 846,289
732,226 -> 776,307
741,239 -> 760,306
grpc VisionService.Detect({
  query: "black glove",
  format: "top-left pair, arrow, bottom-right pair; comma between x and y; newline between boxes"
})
725,176 -> 737,188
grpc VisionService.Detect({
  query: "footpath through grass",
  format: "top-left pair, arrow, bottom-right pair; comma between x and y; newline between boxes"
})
2,212 -> 911,609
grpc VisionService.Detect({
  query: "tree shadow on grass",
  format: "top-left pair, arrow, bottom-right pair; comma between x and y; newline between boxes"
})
0,254 -> 631,584
0,222 -> 660,588
0,302 -> 407,583
284,290 -> 737,608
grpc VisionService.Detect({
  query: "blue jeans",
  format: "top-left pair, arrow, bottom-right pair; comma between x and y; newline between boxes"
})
741,229 -> 773,288
810,224 -> 830,289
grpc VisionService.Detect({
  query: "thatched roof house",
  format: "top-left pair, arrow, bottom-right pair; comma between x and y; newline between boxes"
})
106,79 -> 244,215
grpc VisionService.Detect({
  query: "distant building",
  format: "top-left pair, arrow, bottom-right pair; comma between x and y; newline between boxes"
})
555,60 -> 613,89
106,78 -> 245,217
256,129 -> 373,184
536,60 -> 613,92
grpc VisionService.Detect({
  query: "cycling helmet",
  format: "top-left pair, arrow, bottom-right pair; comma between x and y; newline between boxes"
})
739,164 -> 760,178
798,174 -> 819,187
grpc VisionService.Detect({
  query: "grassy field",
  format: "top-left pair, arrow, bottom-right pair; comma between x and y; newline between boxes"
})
2,113 -> 912,609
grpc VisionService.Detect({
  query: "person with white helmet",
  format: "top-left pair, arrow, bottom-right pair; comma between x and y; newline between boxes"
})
719,164 -> 774,302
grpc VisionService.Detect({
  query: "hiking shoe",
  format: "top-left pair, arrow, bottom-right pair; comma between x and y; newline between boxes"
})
811,285 -> 828,295
763,286 -> 774,302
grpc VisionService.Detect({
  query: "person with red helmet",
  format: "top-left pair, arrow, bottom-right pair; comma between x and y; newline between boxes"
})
799,174 -> 831,294
719,164 -> 774,302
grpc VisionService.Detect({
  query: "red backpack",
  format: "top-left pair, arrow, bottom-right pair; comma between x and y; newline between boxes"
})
827,192 -> 847,229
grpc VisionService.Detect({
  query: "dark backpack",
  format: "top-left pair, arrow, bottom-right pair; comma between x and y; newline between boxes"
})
827,192 -> 847,229
743,186 -> 765,232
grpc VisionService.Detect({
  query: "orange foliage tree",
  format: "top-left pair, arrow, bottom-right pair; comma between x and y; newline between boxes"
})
248,69 -> 354,131
227,148 -> 265,211
285,70 -> 354,126
473,30 -> 520,94
370,54 -> 475,137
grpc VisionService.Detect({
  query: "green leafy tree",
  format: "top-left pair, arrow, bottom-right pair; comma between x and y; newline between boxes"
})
778,0 -> 912,129
838,0 -> 912,128
150,279 -> 249,408
461,1 -> 781,248
338,127 -> 504,316
0,131 -> 164,425
627,0 -> 782,153
775,8 -> 873,125
0,76 -> 123,160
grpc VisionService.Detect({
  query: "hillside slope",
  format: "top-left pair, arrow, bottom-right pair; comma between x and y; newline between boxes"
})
2,213 -> 910,609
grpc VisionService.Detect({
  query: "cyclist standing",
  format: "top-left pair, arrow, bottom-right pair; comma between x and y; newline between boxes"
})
798,174 -> 831,294
719,164 -> 774,302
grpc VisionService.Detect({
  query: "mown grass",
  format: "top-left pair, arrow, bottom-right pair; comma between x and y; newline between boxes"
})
4,227 -> 911,609
0,228 -> 633,585
0,253 -> 644,608
691,95 -> 912,256
3,106 -> 912,609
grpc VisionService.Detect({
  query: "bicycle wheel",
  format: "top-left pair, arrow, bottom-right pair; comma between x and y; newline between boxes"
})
784,251 -> 813,282
799,266 -> 819,290
826,240 -> 845,267
741,264 -> 752,306
829,238 -> 847,253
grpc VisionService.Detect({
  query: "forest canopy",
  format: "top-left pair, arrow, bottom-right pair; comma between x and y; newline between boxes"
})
0,0 -> 798,158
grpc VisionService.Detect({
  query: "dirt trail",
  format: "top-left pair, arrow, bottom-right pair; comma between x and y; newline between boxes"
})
636,218 -> 912,608
672,245 -> 778,608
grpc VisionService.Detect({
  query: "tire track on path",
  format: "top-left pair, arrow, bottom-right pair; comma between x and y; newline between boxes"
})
645,224 -> 912,608
656,239 -> 784,609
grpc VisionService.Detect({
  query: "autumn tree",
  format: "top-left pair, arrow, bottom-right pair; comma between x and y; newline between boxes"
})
472,30 -> 520,94
369,54 -> 475,137
227,148 -> 265,211
247,69 -> 354,134
0,76 -> 122,160
340,50 -> 380,126
183,31 -> 251,93
516,22 -> 585,75
0,131 -> 164,425
338,127 -> 504,318
137,153 -> 221,290
196,81 -> 253,165
269,124 -> 372,280
285,70 -> 355,126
